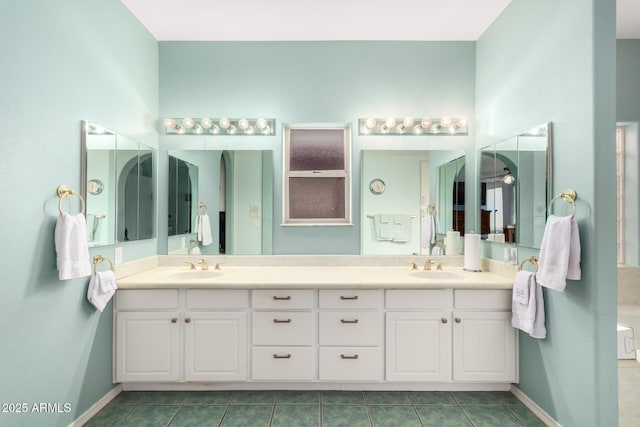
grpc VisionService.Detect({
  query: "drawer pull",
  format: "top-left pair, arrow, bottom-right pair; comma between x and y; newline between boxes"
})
273,296 -> 291,300
340,295 -> 359,300
273,353 -> 292,359
185,318 -> 191,323
340,319 -> 359,324
273,318 -> 292,323
441,318 -> 448,324
171,317 -> 177,323
455,318 -> 461,323
340,354 -> 359,360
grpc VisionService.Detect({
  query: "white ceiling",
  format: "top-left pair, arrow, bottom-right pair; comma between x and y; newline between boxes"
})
121,0 -> 639,41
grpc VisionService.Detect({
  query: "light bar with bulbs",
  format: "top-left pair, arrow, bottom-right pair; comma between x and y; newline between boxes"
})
164,118 -> 275,136
358,117 -> 468,136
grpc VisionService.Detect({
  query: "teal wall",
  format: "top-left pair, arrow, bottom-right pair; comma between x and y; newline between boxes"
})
476,1 -> 617,425
0,1 -> 158,425
158,41 -> 476,254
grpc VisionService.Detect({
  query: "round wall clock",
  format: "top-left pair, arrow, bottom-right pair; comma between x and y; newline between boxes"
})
369,178 -> 386,195
87,179 -> 104,195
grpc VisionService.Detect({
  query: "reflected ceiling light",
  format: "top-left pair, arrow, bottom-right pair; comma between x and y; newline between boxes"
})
502,167 -> 515,185
385,117 -> 396,128
163,118 -> 275,136
365,117 -> 377,129
402,117 -> 414,128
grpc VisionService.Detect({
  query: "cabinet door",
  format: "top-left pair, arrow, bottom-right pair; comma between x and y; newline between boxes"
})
115,311 -> 179,382
184,312 -> 247,382
452,311 -> 517,382
386,312 -> 451,382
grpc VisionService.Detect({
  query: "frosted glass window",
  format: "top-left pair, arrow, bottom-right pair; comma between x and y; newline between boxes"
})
289,129 -> 345,171
284,125 -> 351,224
289,178 -> 346,219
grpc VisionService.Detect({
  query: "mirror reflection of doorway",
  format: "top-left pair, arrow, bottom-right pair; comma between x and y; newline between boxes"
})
219,154 -> 226,254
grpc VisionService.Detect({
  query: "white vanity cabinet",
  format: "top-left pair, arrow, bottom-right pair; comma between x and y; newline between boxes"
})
452,290 -> 517,382
250,290 -> 315,381
318,290 -> 383,381
114,289 -> 248,383
385,290 -> 452,382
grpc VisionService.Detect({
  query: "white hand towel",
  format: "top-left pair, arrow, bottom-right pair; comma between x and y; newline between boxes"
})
373,215 -> 393,241
392,215 -> 412,242
55,213 -> 91,280
196,214 -> 202,241
200,214 -> 213,246
512,272 -> 530,305
511,271 -> 546,339
191,246 -> 201,255
422,214 -> 436,248
536,215 -> 581,291
431,246 -> 443,255
87,270 -> 117,312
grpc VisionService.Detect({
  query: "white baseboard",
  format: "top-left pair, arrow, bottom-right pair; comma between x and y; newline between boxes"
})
510,385 -> 562,427
68,385 -> 122,427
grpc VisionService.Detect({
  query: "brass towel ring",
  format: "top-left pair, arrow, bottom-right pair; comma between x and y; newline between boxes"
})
548,189 -> 577,218
57,185 -> 85,215
93,255 -> 114,275
519,256 -> 539,272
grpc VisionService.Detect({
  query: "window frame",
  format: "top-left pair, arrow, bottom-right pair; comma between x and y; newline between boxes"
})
283,123 -> 352,226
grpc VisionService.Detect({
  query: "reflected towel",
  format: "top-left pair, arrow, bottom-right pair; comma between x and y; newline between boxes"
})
511,271 -> 546,339
392,215 -> 412,242
199,214 -> 213,246
536,215 -> 581,292
422,214 -> 437,248
87,270 -> 117,312
55,213 -> 91,280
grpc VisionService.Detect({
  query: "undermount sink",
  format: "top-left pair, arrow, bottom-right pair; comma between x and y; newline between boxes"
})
410,270 -> 462,280
168,270 -> 222,280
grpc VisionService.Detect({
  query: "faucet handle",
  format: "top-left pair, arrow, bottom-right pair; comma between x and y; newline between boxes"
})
408,261 -> 418,271
214,262 -> 225,271
184,261 -> 196,270
436,261 -> 449,270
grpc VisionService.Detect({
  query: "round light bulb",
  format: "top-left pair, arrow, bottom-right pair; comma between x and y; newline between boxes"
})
385,117 -> 396,128
219,118 -> 231,129
381,125 -> 390,134
245,125 -> 255,135
458,118 -> 468,128
177,126 -> 185,135
183,118 -> 194,129
256,118 -> 268,130
430,124 -> 440,134
448,126 -> 456,134
365,117 -> 377,129
238,118 -> 249,130
210,124 -> 220,134
194,125 -> 203,134
227,125 -> 236,134
262,126 -> 271,135
164,118 -> 176,128
403,117 -> 414,128
413,125 -> 423,135
396,124 -> 405,134
440,117 -> 452,128
420,118 -> 432,128
201,117 -> 213,129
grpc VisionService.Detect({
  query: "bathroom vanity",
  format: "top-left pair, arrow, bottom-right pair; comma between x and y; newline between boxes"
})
113,257 -> 517,391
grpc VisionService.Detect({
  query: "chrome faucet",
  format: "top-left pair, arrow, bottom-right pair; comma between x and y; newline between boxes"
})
198,259 -> 209,270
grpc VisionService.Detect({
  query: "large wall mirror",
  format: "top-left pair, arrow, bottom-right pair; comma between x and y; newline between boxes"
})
478,122 -> 551,249
167,150 -> 273,255
361,149 -> 465,255
82,120 -> 155,246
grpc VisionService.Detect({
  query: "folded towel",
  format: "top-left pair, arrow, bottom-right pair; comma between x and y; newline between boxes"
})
199,214 -> 213,246
536,215 -> 581,292
392,215 -> 412,242
511,271 -> 546,339
55,213 -> 91,280
87,270 -> 117,312
373,215 -> 393,241
512,272 -> 530,305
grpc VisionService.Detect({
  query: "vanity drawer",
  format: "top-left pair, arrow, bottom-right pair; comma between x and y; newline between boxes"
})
319,312 -> 382,346
318,290 -> 382,309
252,290 -> 314,309
186,289 -> 249,309
386,289 -> 451,310
252,347 -> 314,381
319,347 -> 382,381
454,290 -> 512,310
115,290 -> 179,310
252,312 -> 314,346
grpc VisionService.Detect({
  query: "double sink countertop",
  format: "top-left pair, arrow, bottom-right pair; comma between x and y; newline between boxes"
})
115,255 -> 515,290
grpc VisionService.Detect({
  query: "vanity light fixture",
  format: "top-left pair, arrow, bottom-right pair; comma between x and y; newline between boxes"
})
358,117 -> 468,136
164,118 -> 276,136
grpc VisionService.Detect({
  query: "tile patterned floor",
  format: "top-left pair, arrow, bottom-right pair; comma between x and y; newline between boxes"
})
85,390 -> 546,426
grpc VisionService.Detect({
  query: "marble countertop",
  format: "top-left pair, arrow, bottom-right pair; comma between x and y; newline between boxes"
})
116,265 -> 514,290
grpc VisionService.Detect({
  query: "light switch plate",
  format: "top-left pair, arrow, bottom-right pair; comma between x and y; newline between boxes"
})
114,246 -> 123,264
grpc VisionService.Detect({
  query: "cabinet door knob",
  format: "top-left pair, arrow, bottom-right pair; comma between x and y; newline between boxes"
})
273,353 -> 292,359
441,318 -> 448,324
171,317 -> 177,323
273,318 -> 292,323
340,295 -> 358,300
185,318 -> 191,323
340,319 -> 359,324
273,295 -> 291,300
340,354 -> 359,360
455,318 -> 461,323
